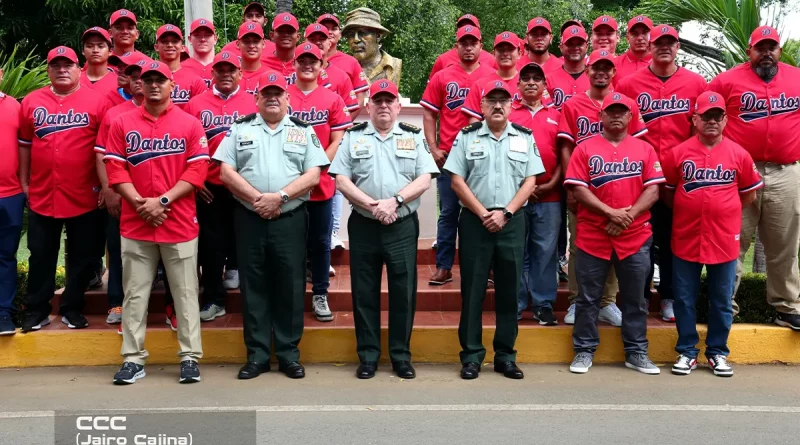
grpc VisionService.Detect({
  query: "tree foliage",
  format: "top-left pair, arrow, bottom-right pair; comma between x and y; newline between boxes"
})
0,46 -> 51,99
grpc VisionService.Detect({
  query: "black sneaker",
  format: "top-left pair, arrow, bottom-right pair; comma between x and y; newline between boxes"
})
534,307 -> 558,326
113,362 -> 146,385
775,313 -> 800,331
61,312 -> 89,329
21,312 -> 50,333
0,313 -> 16,335
179,360 -> 201,383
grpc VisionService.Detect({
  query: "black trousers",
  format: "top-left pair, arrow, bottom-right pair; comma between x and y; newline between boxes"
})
106,214 -> 124,307
646,201 -> 674,301
198,182 -> 237,306
25,209 -> 102,315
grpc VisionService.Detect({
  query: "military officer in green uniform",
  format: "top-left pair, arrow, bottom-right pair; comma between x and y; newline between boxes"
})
213,70 -> 330,380
329,80 -> 439,380
443,79 -> 544,380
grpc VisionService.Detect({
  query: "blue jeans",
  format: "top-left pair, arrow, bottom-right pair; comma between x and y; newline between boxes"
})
518,201 -> 561,313
0,193 -> 25,316
672,256 -> 735,359
331,189 -> 343,234
435,171 -> 460,270
308,199 -> 333,295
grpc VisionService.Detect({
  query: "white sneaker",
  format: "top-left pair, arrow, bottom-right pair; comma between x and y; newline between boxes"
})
708,355 -> 733,377
329,265 -> 336,277
671,354 -> 697,375
569,352 -> 593,374
564,303 -> 576,325
660,299 -> 675,322
312,294 -> 333,322
653,263 -> 661,286
223,270 -> 239,289
331,232 -> 345,250
431,240 -> 438,249
599,303 -> 623,327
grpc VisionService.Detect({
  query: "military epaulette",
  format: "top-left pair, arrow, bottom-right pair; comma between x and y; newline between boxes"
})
289,116 -> 309,127
460,121 -> 482,134
511,122 -> 533,134
398,122 -> 421,133
347,121 -> 368,132
235,113 -> 256,124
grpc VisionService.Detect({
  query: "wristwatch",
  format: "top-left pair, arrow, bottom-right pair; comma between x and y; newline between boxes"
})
503,208 -> 513,220
279,190 -> 290,203
394,194 -> 405,207
159,196 -> 170,207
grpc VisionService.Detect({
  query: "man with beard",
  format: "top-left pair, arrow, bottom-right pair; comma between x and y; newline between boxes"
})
591,15 -> 620,54
462,32 -> 522,121
517,17 -> 563,74
613,16 -> 653,86
429,14 -> 496,78
709,26 -> 800,330
547,25 -> 590,110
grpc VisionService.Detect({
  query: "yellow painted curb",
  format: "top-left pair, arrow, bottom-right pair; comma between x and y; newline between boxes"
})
1,324 -> 798,368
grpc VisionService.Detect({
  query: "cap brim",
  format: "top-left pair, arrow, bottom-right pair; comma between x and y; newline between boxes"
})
696,105 -> 725,114
82,31 -> 111,43
191,25 -> 215,34
751,36 -> 780,46
48,56 -> 78,64
244,3 -> 265,14
157,31 -> 183,41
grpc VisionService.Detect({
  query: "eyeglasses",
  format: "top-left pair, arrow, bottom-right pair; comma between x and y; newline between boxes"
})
519,75 -> 544,83
699,113 -> 726,122
482,98 -> 512,106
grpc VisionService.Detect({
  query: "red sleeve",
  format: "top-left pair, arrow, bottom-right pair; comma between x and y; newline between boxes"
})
192,77 -> 208,95
104,117 -> 133,186
420,73 -> 443,113
430,55 -> 444,79
629,106 -> 649,138
737,148 -> 764,193
642,143 -> 666,186
329,96 -> 353,132
564,144 -> 589,188
661,146 -> 680,189
708,73 -> 725,96
18,98 -> 33,146
339,75 -> 359,112
180,120 -> 210,188
348,59 -> 369,93
461,80 -> 483,120
557,102 -> 575,142
96,117 -> 111,153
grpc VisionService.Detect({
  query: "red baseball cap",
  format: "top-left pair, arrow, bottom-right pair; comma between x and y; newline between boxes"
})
561,25 -> 588,44
305,23 -> 329,39
480,79 -> 512,99
317,13 -> 340,26
588,49 -> 616,66
82,27 -> 112,45
456,25 -> 481,41
47,46 -> 79,64
243,2 -> 265,15
370,79 -> 400,98
295,41 -> 323,60
494,31 -> 520,49
110,9 -> 137,26
257,70 -> 288,92
123,56 -> 155,75
109,51 -> 149,68
560,19 -> 582,33
273,12 -> 299,31
593,15 -> 618,31
457,14 -> 480,28
601,92 -> 634,111
695,91 -> 726,115
238,21 -> 264,39
212,51 -> 241,69
749,25 -> 780,47
140,60 -> 174,80
527,17 -> 552,33
650,24 -> 679,43
190,18 -> 215,34
627,15 -> 653,31
156,24 -> 183,41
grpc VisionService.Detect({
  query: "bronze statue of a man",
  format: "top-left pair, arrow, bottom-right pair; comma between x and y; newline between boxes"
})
342,7 -> 402,86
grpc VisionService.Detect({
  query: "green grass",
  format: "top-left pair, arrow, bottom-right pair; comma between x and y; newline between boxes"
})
16,231 -> 66,267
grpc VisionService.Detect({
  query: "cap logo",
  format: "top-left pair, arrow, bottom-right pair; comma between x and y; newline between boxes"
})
465,26 -> 473,32
283,14 -> 291,22
600,50 -> 608,56
465,14 -> 472,18
136,60 -> 146,66
636,16 -> 644,22
91,27 -> 100,31
613,93 -> 621,100
56,47 -> 66,55
494,81 -> 503,88
123,52 -> 131,56
268,73 -> 277,82
502,32 -> 510,39
304,43 -> 312,50
166,25 -> 174,31
221,52 -> 230,60
200,19 -> 207,25
708,94 -> 718,103
247,23 -> 256,30
601,17 -> 609,23
536,18 -> 543,24
661,26 -> 669,33
150,62 -> 160,69
315,24 -> 322,30
762,28 -> 771,36
379,81 -> 389,88
571,27 -> 579,35
119,10 -> 128,16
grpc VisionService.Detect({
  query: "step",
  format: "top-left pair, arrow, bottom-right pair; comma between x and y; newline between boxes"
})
331,239 -> 450,266
2,312 -> 796,368
55,265 -> 662,315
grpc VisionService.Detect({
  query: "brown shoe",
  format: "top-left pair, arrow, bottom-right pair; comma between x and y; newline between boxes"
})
429,268 -> 453,285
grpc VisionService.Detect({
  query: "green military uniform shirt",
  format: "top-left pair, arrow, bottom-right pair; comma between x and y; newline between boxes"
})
328,121 -> 440,220
443,121 -> 545,209
213,113 -> 330,212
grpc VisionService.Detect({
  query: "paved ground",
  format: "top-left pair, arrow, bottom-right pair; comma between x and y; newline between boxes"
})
2,363 -> 798,444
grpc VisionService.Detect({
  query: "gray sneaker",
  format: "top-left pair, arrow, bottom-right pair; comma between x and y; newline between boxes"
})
312,295 -> 333,322
625,353 -> 661,375
564,303 -> 576,325
106,306 -> 122,324
569,352 -> 593,374
222,270 -> 239,290
599,303 -> 623,327
199,303 -> 226,322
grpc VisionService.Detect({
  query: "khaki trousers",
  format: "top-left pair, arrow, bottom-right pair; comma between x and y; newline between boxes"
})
568,210 -> 618,305
734,161 -> 800,315
120,237 -> 203,365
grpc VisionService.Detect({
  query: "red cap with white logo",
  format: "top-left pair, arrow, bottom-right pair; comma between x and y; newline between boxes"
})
47,46 -> 79,64
695,91 -> 725,115
650,24 -> 679,43
305,23 -> 329,39
627,15 -> 653,31
140,61 -> 174,80
456,25 -> 481,41
110,9 -> 137,26
190,18 -> 215,34
238,21 -> 264,39
156,24 -> 183,41
481,79 -> 512,99
561,25 -> 588,44
295,41 -> 323,60
257,71 -> 289,92
273,12 -> 299,31
82,27 -> 112,45
212,51 -> 241,69
601,92 -> 634,111
749,25 -> 780,47
587,49 -> 616,66
494,31 -> 520,49
370,80 -> 400,98
317,13 -> 340,26
593,15 -> 619,31
527,17 -> 552,33
457,14 -> 480,28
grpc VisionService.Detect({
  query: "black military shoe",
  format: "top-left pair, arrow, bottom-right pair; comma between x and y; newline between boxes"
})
278,361 -> 305,379
357,362 -> 377,379
392,361 -> 416,379
494,360 -> 524,379
238,362 -> 270,380
460,362 -> 481,380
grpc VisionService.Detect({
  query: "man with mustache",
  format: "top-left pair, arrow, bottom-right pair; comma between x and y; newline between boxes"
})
429,14 -> 496,79
613,16 -> 653,86
517,17 -> 563,75
564,93 -> 664,375
462,32 -> 521,121
591,15 -> 620,55
221,2 -> 277,64
444,79 -> 544,380
661,91 -> 762,377
547,25 -> 590,110
617,25 -> 708,322
214,71 -> 329,380
558,50 -> 649,327
709,26 -> 800,330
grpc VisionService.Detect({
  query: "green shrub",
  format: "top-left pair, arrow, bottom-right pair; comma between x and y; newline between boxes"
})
695,273 -> 775,324
13,261 -> 65,325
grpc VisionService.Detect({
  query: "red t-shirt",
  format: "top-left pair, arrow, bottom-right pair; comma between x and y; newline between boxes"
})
462,72 -> 521,120
80,68 -> 119,98
612,51 -> 652,87
564,135 -> 665,260
546,66 -> 590,110
19,86 -> 109,218
663,136 -> 763,264
557,92 -> 648,145
170,67 -> 208,108
0,93 -> 22,198
429,48 -> 497,79
327,51 -> 369,94
181,58 -> 213,89
516,52 -> 563,74
509,102 -> 562,202
104,103 -> 209,243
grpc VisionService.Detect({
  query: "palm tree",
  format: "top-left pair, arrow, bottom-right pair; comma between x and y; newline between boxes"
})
275,0 -> 293,14
0,45 -> 50,99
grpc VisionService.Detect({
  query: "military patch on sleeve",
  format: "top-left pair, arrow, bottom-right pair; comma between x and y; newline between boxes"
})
286,127 -> 308,145
399,122 -> 421,133
312,133 -> 321,148
461,121 -> 482,134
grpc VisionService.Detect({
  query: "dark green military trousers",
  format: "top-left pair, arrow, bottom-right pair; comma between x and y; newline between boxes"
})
348,211 -> 419,363
235,204 -> 307,365
458,209 -> 525,364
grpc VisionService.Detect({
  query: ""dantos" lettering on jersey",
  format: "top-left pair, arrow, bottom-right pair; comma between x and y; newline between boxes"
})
551,89 -> 572,108
288,106 -> 329,125
588,155 -> 643,187
32,108 -> 90,138
637,93 -> 691,122
125,131 -> 187,165
199,110 -> 241,139
680,160 -> 737,192
170,88 -> 192,105
739,92 -> 800,122
444,82 -> 469,110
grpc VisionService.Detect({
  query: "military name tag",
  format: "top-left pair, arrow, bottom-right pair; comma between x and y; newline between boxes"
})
239,140 -> 254,146
286,128 -> 307,145
396,138 -> 415,151
510,137 -> 528,153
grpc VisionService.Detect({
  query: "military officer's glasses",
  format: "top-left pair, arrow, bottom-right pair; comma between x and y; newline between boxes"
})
482,98 -> 512,106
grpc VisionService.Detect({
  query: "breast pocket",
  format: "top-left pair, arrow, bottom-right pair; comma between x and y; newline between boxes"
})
395,149 -> 418,177
350,145 -> 375,175
235,139 -> 259,167
507,150 -> 529,180
282,143 -> 306,174
466,147 -> 489,177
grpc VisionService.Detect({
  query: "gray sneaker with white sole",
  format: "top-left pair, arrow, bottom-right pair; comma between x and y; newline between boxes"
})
200,304 -> 226,322
625,353 -> 660,374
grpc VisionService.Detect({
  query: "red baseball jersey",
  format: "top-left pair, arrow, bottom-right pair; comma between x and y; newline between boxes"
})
103,88 -> 129,109
95,99 -> 138,154
287,84 -> 352,201
429,48 -> 497,78
612,51 -> 652,87
181,58 -> 213,89
516,52 -> 563,74
663,135 -> 763,264
104,103 -> 209,243
262,55 -> 332,89
617,67 -> 707,157
461,72 -> 521,120
321,64 -> 359,112
708,62 -> 800,164
241,65 -> 270,96
546,66 -> 590,110
170,67 -> 208,108
564,135 -> 665,259
420,63 -> 494,152
184,87 -> 257,185
0,93 -> 22,198
557,93 -> 648,145
327,50 -> 369,94
18,86 -> 108,218
221,39 -> 277,65
508,102 -> 562,202
80,69 -> 119,98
